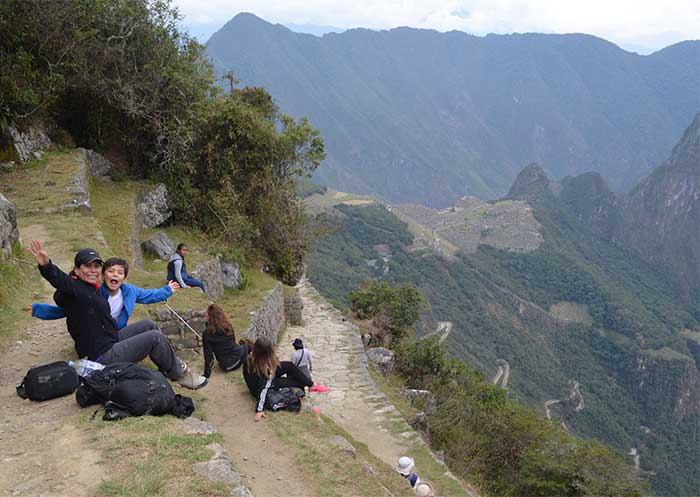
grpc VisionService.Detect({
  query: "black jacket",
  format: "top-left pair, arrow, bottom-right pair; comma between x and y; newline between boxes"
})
39,260 -> 118,360
202,334 -> 246,377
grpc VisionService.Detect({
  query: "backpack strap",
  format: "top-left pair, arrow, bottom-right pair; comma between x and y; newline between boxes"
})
295,349 -> 305,367
16,380 -> 27,399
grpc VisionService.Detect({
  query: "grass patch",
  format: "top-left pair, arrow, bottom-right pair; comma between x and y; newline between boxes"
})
2,150 -> 81,213
270,410 -> 410,497
82,411 -> 230,497
368,368 -> 477,497
90,177 -> 145,260
0,246 -> 43,349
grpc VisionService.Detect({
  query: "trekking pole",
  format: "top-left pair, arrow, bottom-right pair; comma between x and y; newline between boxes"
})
164,302 -> 203,340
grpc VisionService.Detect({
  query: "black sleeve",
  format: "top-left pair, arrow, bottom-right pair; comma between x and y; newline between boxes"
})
38,260 -> 77,296
203,337 -> 214,378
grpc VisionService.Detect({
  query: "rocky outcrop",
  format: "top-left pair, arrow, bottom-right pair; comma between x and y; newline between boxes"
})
180,431 -> 254,497
242,284 -> 285,343
6,123 -> 51,163
0,193 -> 19,258
221,260 -> 242,289
141,231 -> 175,260
194,256 -> 224,301
85,149 -> 112,177
507,164 -> 559,199
63,150 -> 91,213
366,347 -> 395,375
137,184 -> 172,228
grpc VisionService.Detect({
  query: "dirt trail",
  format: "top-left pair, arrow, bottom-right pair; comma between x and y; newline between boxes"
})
203,371 -> 317,497
1,237 -> 105,496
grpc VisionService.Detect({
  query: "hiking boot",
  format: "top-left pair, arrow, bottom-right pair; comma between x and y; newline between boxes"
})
176,361 -> 208,390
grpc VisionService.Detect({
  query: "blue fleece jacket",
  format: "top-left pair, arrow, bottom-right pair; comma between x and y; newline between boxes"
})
32,282 -> 173,330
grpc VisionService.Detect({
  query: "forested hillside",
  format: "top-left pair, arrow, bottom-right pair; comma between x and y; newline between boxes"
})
206,13 -> 700,206
306,124 -> 700,496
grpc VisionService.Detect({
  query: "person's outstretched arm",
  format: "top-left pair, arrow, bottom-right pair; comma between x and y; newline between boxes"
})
133,281 -> 179,304
28,240 -> 76,295
31,303 -> 66,320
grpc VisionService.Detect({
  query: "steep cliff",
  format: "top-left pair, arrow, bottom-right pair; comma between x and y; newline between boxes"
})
621,113 -> 700,297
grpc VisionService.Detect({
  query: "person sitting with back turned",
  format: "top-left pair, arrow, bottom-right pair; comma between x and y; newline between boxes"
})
241,338 -> 313,421
28,240 -> 208,390
202,303 -> 247,378
32,256 -> 179,329
167,243 -> 206,293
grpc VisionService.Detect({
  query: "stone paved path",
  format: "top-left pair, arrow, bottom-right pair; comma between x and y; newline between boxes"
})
282,277 -> 418,467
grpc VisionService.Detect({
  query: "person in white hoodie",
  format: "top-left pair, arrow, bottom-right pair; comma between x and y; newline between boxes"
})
166,243 -> 206,293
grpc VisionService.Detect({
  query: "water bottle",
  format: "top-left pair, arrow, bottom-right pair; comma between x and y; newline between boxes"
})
68,358 -> 105,377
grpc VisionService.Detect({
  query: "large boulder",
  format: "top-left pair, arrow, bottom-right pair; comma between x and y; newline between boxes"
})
0,193 -> 19,258
366,347 -> 395,375
85,149 -> 112,177
142,231 -> 175,260
194,256 -> 224,301
138,184 -> 172,228
221,260 -> 242,289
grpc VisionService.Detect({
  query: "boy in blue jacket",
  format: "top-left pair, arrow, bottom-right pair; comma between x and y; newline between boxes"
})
32,257 -> 179,329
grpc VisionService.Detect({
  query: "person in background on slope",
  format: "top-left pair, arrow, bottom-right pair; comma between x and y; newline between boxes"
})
202,303 -> 247,378
28,241 -> 208,390
32,257 -> 178,329
167,243 -> 206,293
241,338 -> 313,421
290,338 -> 331,393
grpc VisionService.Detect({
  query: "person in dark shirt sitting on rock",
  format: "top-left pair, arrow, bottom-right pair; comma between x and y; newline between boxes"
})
202,303 -> 246,378
28,240 -> 208,390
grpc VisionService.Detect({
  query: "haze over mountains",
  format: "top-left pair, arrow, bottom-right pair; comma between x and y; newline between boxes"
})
206,13 -> 700,207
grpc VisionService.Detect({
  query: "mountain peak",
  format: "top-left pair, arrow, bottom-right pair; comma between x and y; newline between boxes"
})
507,163 -> 551,198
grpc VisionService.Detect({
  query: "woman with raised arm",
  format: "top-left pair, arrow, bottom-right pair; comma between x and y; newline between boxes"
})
28,240 -> 208,390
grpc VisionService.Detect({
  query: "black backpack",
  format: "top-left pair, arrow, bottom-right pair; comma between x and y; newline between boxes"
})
16,361 -> 80,401
264,387 -> 303,412
76,362 -> 194,420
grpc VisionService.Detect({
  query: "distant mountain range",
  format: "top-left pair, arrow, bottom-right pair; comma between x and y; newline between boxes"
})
205,13 -> 700,207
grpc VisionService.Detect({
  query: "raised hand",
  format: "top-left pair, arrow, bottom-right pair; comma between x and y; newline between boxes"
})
28,240 -> 49,267
168,280 -> 181,292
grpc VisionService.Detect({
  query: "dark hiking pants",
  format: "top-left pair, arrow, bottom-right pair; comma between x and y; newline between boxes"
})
99,319 -> 183,380
273,361 -> 314,390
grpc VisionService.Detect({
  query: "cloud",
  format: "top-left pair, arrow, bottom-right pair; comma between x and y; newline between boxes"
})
172,0 -> 700,51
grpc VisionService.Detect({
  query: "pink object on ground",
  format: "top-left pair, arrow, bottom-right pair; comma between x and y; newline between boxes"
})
309,383 -> 331,393
312,406 -> 321,414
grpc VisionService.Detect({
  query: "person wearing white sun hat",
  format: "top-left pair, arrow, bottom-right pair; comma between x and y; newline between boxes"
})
395,456 -> 436,496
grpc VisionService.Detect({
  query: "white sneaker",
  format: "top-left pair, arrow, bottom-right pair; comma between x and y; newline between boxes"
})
176,361 -> 208,390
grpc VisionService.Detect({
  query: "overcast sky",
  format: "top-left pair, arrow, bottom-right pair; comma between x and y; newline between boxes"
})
172,0 -> 699,54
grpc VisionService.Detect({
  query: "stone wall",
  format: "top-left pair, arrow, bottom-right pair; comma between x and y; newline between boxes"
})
242,283 -> 285,343
63,150 -> 91,213
150,307 -> 205,352
284,287 -> 303,326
